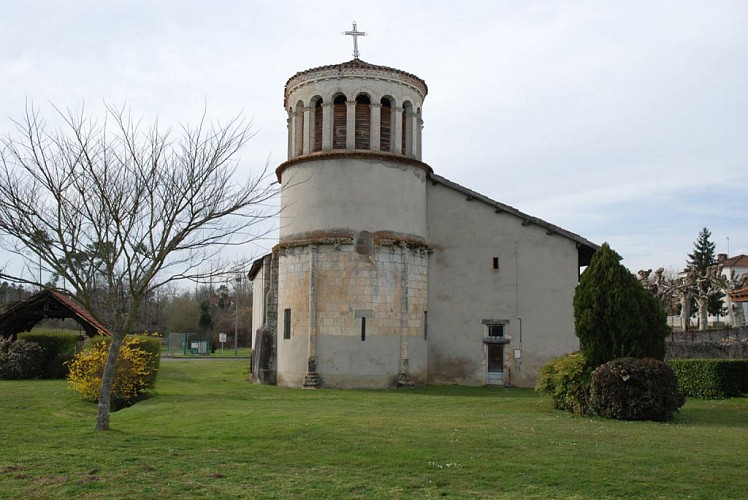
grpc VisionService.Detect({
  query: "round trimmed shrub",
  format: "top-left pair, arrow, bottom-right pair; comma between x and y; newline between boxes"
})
590,357 -> 685,421
536,352 -> 592,415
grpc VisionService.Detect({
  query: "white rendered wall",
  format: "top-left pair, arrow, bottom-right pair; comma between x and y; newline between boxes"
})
279,158 -> 428,241
426,182 -> 581,388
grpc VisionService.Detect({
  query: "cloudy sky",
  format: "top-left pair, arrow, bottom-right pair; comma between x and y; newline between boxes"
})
2,0 -> 746,275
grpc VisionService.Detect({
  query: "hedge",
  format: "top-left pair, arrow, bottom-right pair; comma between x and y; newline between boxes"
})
669,359 -> 748,399
0,337 -> 45,379
18,331 -> 79,378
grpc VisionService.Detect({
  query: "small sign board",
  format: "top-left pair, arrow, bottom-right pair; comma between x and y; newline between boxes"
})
219,332 -> 227,343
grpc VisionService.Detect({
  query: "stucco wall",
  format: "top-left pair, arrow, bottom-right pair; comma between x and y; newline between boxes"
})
426,182 -> 580,387
279,158 -> 428,241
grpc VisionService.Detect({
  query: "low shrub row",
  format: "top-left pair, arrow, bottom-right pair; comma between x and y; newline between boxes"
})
537,353 -> 686,421
1,332 -> 79,379
18,331 -> 79,378
535,351 -> 592,415
668,359 -> 748,399
0,337 -> 45,379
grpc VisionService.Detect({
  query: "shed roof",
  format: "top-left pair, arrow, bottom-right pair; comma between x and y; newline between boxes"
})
0,290 -> 111,338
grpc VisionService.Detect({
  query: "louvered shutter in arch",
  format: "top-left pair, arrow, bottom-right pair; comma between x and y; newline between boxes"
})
333,95 -> 347,149
380,98 -> 391,152
313,100 -> 323,152
355,95 -> 371,150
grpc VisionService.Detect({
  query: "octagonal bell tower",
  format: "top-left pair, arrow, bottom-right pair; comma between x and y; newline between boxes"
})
274,56 -> 431,388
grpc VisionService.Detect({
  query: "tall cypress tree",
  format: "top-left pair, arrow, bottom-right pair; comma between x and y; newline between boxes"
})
574,243 -> 668,368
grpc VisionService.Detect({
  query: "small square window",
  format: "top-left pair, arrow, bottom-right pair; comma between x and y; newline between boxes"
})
487,323 -> 504,339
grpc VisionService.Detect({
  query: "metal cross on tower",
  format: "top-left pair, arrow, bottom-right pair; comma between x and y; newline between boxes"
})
343,21 -> 367,59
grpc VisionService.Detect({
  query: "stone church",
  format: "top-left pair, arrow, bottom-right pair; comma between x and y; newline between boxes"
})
249,51 -> 597,389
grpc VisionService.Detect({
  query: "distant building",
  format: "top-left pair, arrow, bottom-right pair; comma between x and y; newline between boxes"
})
250,57 -> 597,389
717,253 -> 748,278
718,253 -> 748,326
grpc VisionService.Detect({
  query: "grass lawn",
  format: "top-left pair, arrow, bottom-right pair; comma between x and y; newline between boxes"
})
1,360 -> 746,498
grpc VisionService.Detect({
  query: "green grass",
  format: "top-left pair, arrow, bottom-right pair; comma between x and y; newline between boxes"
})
1,360 -> 746,498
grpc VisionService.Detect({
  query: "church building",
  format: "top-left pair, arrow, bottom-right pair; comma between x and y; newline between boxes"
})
250,39 -> 597,389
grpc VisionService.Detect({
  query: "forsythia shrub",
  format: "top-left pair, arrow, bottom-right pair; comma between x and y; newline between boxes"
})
91,334 -> 161,389
590,357 -> 685,421
67,336 -> 157,409
536,352 -> 593,415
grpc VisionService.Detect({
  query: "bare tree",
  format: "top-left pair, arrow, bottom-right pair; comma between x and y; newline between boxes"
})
0,103 -> 277,430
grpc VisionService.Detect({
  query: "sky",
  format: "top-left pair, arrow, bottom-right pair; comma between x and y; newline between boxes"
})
1,0 -> 747,276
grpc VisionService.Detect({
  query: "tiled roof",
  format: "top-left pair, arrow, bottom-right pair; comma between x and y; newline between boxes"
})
48,291 -> 111,336
731,287 -> 748,302
285,58 -> 428,93
721,254 -> 748,268
0,289 -> 111,338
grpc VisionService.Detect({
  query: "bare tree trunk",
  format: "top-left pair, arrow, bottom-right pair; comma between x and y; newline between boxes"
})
696,297 -> 708,331
680,293 -> 691,331
95,332 -> 125,431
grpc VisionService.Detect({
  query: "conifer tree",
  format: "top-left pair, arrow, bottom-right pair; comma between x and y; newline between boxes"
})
686,227 -> 717,273
686,227 -> 723,318
574,243 -> 669,368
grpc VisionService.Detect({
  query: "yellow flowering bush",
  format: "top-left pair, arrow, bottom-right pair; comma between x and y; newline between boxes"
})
67,337 -> 156,409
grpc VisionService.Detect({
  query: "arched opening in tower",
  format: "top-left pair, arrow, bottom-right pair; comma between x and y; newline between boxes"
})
402,101 -> 413,156
313,98 -> 323,152
355,95 -> 371,150
333,95 -> 347,149
380,97 -> 392,152
294,101 -> 304,157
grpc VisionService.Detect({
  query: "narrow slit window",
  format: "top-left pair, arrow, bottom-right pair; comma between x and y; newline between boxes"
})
283,308 -> 291,339
423,311 -> 428,340
493,257 -> 499,270
361,316 -> 366,341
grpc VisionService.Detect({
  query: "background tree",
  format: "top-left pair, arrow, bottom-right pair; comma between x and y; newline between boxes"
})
164,293 -> 202,333
0,103 -> 277,430
198,300 -> 214,335
574,243 -> 669,368
685,227 -> 723,326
